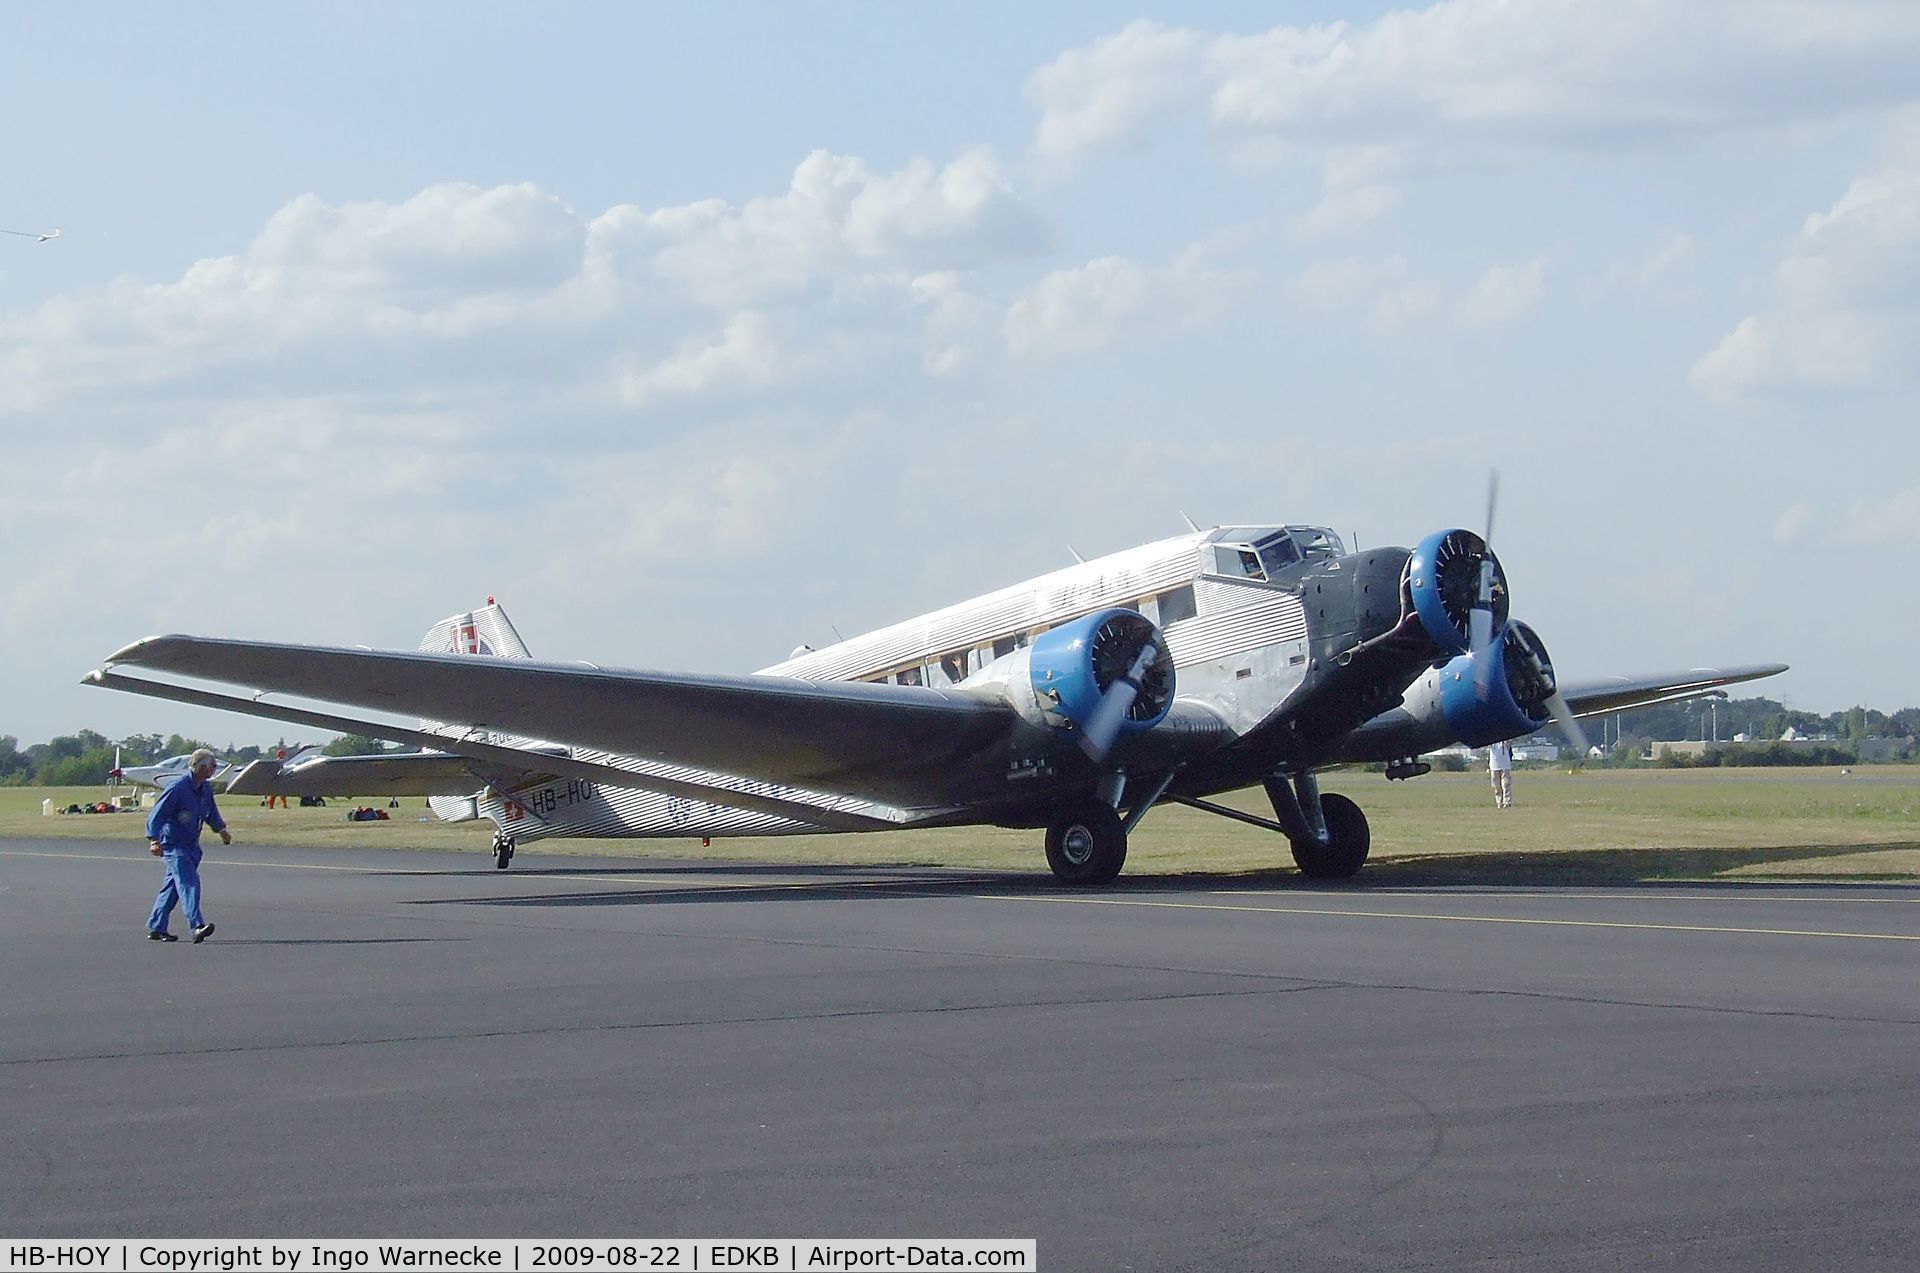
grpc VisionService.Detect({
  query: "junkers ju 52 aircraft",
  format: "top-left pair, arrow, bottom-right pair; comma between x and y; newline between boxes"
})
85,520 -> 1783,881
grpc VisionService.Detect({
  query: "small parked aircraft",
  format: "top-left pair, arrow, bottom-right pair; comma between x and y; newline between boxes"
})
108,744 -> 316,792
86,521 -> 1782,880
108,749 -> 237,791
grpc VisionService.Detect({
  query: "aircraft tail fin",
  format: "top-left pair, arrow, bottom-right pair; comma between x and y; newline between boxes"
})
417,598 -> 534,660
417,600 -> 533,823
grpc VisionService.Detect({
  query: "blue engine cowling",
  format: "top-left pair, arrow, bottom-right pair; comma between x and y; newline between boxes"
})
1435,620 -> 1556,747
1027,607 -> 1175,739
1407,528 -> 1508,657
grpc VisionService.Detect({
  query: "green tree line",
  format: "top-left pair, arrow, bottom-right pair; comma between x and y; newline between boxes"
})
1524,696 -> 1920,765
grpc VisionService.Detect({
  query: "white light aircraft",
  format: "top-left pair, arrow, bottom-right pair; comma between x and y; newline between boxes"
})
108,749 -> 239,791
107,744 -> 316,792
86,523 -> 1783,879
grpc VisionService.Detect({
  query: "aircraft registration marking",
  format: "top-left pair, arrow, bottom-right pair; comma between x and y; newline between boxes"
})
975,893 -> 1920,942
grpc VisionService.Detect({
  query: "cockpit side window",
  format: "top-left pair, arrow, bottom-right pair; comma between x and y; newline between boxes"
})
1255,533 -> 1300,577
1211,545 -> 1266,581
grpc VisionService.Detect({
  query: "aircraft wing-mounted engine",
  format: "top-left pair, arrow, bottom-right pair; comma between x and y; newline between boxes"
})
1335,619 -> 1566,760
971,607 -> 1175,762
1029,607 -> 1174,759
1425,619 -> 1556,746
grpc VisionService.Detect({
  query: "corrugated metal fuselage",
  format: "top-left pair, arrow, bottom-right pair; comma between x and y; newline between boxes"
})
483,529 -> 1417,843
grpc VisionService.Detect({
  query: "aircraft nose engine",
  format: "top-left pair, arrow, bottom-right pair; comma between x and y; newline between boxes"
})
1436,620 -> 1556,746
1406,529 -> 1507,656
1027,607 -> 1175,759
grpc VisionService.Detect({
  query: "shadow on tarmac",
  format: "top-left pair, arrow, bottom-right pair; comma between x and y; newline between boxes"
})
409,842 -> 1920,910
1368,841 -> 1920,887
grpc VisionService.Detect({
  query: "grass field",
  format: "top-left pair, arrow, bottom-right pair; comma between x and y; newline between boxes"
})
6,766 -> 1916,883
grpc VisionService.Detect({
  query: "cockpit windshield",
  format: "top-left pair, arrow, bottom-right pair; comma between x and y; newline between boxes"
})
1208,526 -> 1346,583
1288,527 -> 1344,559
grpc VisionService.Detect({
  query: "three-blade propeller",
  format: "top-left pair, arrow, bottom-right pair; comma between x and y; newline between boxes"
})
1079,638 -> 1163,763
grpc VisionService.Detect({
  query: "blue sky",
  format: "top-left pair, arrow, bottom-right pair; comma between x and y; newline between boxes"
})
2,1 -> 1914,745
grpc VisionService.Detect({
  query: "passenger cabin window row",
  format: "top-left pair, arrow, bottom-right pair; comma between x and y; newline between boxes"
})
859,583 -> 1198,687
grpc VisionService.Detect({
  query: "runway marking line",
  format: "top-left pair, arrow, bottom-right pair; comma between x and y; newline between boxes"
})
1228,888 -> 1919,906
979,894 -> 1920,943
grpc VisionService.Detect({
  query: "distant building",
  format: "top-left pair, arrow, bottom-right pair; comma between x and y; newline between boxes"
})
1858,736 -> 1916,762
1649,736 -> 1914,762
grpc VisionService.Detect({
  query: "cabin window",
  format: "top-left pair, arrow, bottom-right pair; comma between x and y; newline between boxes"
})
1156,584 -> 1196,625
938,651 -> 967,684
896,666 -> 924,687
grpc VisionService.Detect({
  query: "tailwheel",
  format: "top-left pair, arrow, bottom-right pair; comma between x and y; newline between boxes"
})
1290,792 -> 1369,880
492,834 -> 516,870
1045,799 -> 1128,886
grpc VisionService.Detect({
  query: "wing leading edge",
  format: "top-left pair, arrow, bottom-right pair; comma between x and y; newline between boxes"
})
1554,664 -> 1790,719
93,634 -> 1031,812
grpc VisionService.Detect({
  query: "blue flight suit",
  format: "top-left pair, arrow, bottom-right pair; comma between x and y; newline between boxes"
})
145,774 -> 226,935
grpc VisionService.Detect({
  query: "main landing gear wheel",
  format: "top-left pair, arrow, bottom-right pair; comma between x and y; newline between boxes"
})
491,835 -> 516,870
1045,800 -> 1128,886
1289,792 -> 1369,880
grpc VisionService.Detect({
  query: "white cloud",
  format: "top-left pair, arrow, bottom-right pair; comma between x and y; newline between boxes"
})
1597,229 -> 1697,297
1002,248 -> 1243,361
1035,3 -> 1920,158
1455,257 -> 1549,328
909,271 -> 997,375
1027,20 -> 1206,158
1293,146 -> 1407,237
1840,486 -> 1920,545
1690,148 -> 1920,399
642,148 -> 1048,308
1028,2 -> 1920,235
0,149 -> 1053,424
616,311 -> 810,408
1773,501 -> 1816,545
1291,256 -> 1446,333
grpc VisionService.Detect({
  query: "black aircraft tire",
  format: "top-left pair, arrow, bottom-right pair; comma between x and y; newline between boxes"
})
1290,793 -> 1370,879
1045,801 -> 1128,886
494,842 -> 513,870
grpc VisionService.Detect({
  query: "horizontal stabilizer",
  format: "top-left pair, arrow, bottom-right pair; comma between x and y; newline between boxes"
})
226,752 -> 512,798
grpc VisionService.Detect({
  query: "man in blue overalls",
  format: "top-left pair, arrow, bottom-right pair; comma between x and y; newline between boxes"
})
145,749 -> 232,943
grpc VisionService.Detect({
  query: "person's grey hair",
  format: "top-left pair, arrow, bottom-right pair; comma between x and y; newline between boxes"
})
189,748 -> 219,774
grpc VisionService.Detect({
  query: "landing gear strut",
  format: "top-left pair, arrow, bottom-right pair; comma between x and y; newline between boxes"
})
1166,774 -> 1372,880
491,833 -> 516,870
1264,773 -> 1369,879
1045,798 -> 1128,885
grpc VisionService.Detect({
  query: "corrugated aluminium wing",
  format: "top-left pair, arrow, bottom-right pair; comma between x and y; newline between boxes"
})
95,635 -> 1023,809
1555,664 -> 1789,718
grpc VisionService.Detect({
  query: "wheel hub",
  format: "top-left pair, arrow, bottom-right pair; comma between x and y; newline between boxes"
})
1060,824 -> 1094,866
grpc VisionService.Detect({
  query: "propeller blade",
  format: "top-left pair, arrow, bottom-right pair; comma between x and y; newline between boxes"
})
1079,640 -> 1160,762
1483,468 -> 1499,548
1544,688 -> 1593,759
1470,559 -> 1500,698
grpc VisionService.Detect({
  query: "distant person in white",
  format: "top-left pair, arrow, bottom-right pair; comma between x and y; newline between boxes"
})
1488,739 -> 1514,809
